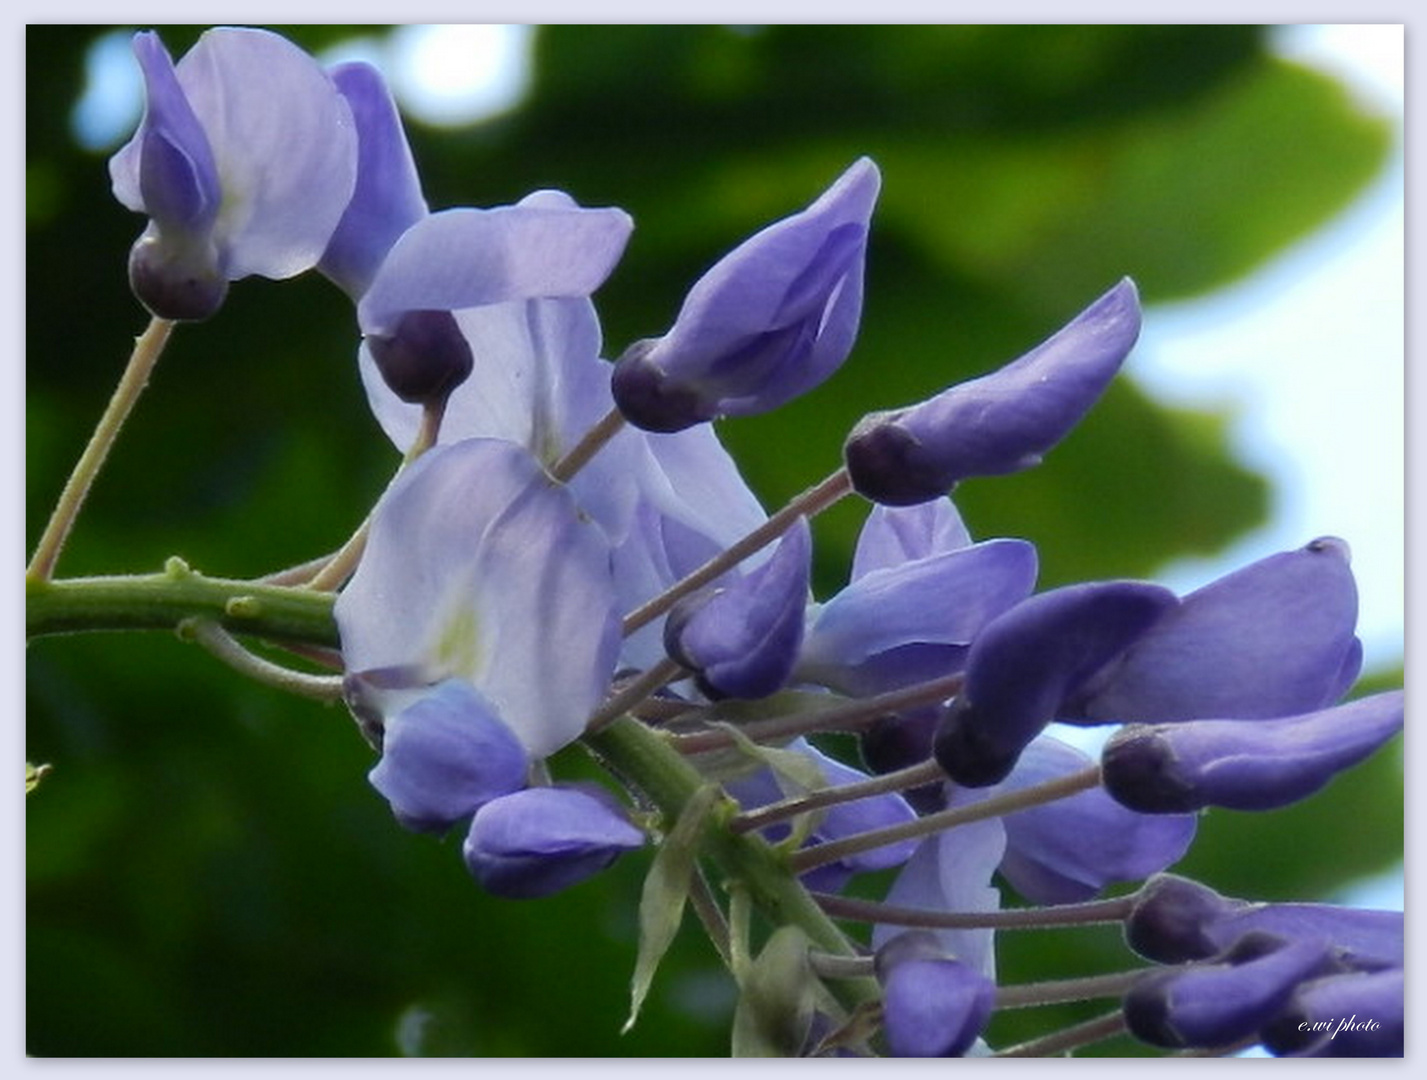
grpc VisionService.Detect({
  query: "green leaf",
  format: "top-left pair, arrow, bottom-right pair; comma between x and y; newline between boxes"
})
26,761 -> 52,794
625,783 -> 721,1034
730,925 -> 816,1057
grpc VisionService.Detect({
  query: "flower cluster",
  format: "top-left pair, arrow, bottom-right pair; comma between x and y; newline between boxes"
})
101,27 -> 1402,1057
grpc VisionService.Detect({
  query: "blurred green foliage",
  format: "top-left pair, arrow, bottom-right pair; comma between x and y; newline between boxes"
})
26,25 -> 1399,1057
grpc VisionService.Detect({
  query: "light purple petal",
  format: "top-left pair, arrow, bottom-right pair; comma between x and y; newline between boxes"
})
872,813 -> 1006,979
335,438 -> 619,758
357,199 -> 633,335
850,498 -> 973,581
980,737 -> 1196,904
320,61 -> 428,298
170,28 -> 357,280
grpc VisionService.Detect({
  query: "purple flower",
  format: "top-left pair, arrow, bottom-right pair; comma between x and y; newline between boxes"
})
875,932 -> 996,1057
611,158 -> 880,432
109,29 -> 358,320
364,678 -> 528,834
844,278 -> 1141,505
664,518 -> 812,700
463,786 -> 645,899
335,438 -> 620,760
933,580 -> 1177,787
319,60 -> 428,300
1068,537 -> 1361,724
1101,690 -> 1404,813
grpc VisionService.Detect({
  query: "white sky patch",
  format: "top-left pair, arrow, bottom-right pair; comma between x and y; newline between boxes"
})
1132,24 -> 1404,674
386,25 -> 534,127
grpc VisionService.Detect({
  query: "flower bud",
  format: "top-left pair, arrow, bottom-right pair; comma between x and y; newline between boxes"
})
611,158 -> 880,432
1124,932 -> 1336,1049
365,308 -> 474,407
1101,691 -> 1403,813
462,785 -> 644,899
1126,874 -> 1402,973
1261,968 -> 1404,1057
934,580 -> 1176,787
844,278 -> 1140,505
874,931 -> 996,1057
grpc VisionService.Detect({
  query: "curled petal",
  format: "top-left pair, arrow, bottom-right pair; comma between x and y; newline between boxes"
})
844,278 -> 1140,505
664,518 -> 811,700
850,498 -> 972,581
1101,691 -> 1404,813
611,158 -> 880,432
320,60 -> 428,299
357,197 -> 633,337
934,580 -> 1177,787
367,679 -> 528,833
986,738 -> 1196,904
1071,537 -> 1360,723
463,785 -> 645,899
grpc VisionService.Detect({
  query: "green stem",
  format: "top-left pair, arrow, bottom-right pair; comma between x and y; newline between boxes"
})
26,562 -> 339,649
583,714 -> 881,1013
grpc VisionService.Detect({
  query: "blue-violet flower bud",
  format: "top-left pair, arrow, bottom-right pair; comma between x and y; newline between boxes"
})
463,785 -> 645,899
611,158 -> 880,432
843,278 -> 1140,505
1261,968 -> 1404,1057
874,931 -> 996,1057
1101,690 -> 1404,813
1123,932 -> 1338,1049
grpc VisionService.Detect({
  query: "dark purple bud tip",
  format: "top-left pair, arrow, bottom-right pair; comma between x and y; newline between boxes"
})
128,232 -> 228,321
845,278 -> 1141,506
610,337 -> 718,433
1125,874 -> 1247,963
933,698 -> 1020,787
366,308 -> 474,406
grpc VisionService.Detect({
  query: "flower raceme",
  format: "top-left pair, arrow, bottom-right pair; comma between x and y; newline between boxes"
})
89,31 -> 1402,1053
109,28 -> 358,320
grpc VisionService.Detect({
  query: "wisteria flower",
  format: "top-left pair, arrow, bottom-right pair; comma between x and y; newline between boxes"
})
109,28 -> 358,320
